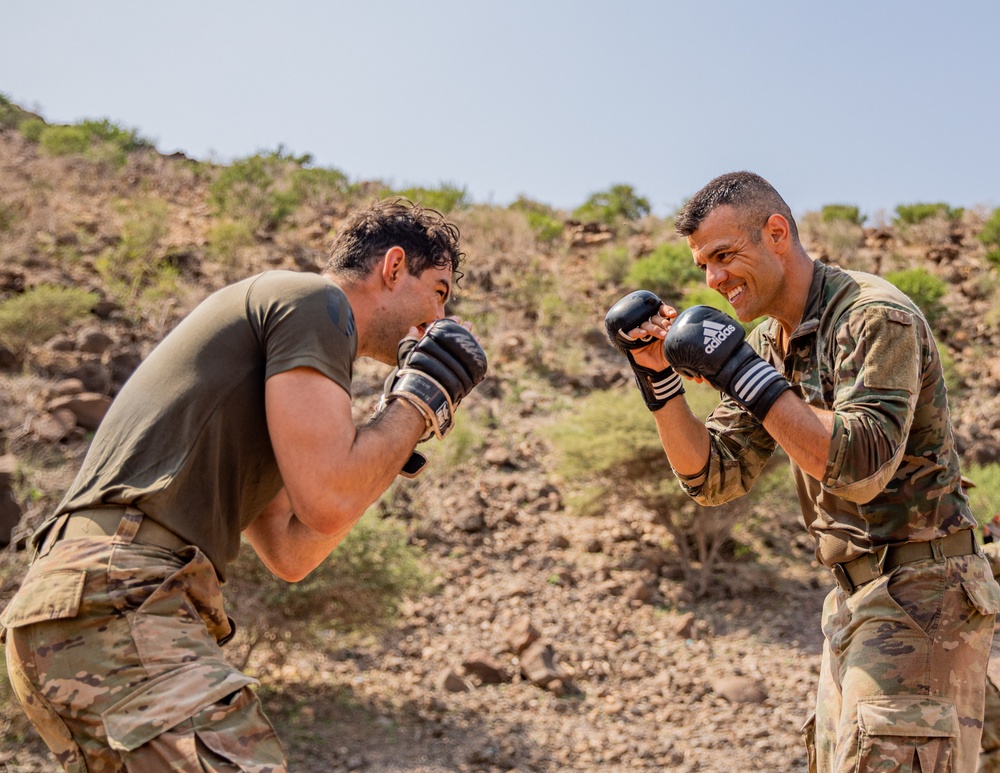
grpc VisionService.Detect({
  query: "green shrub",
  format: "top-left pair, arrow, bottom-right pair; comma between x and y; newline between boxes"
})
395,183 -> 470,214
625,241 -> 701,301
289,165 -> 350,208
38,119 -> 149,164
978,207 -> 1000,267
893,202 -> 962,226
509,196 -> 563,242
964,463 -> 1000,527
222,513 -> 432,663
95,198 -> 179,316
885,267 -> 947,326
17,117 -> 45,142
595,245 -> 631,285
0,284 -> 97,358
0,202 -> 18,232
0,93 -> 34,130
821,204 -> 866,226
206,219 -> 256,280
210,152 -> 300,230
573,184 -> 651,227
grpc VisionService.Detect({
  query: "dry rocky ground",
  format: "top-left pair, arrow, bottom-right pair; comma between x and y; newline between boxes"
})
1,120 -> 1000,772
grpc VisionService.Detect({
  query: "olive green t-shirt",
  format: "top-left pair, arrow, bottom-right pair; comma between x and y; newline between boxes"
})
50,271 -> 357,578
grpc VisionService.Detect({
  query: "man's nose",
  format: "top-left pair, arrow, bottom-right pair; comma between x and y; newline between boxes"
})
705,264 -> 727,291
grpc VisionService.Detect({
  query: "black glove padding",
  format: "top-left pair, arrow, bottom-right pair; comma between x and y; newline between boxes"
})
387,319 -> 488,440
663,305 -> 791,421
604,290 -> 684,411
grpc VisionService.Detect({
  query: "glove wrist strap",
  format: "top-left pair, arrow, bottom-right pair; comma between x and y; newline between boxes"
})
628,353 -> 685,411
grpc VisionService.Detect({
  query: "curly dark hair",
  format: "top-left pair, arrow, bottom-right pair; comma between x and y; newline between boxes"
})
324,198 -> 465,281
674,171 -> 799,244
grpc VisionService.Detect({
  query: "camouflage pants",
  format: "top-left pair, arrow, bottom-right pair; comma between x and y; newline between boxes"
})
1,520 -> 287,772
978,623 -> 1000,772
806,553 -> 1000,773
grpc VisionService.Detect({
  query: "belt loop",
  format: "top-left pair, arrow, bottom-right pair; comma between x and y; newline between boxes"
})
36,513 -> 70,559
931,538 -> 946,563
112,509 -> 143,545
832,563 -> 853,593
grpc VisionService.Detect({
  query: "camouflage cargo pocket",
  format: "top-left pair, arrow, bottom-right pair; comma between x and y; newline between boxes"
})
0,569 -> 86,629
963,574 -> 1000,618
857,696 -> 958,772
102,661 -> 258,752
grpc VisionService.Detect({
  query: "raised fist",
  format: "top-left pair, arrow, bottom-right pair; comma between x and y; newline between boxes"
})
604,291 -> 684,411
663,305 -> 790,421
387,319 -> 488,439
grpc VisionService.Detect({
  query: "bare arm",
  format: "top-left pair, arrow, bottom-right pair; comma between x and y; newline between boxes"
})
245,366 -> 425,581
762,392 -> 835,482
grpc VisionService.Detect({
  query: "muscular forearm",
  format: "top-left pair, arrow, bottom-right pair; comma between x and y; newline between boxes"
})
244,489 -> 358,581
652,396 -> 712,476
762,391 -> 834,481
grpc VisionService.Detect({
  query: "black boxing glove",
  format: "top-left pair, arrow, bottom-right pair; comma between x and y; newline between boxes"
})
663,305 -> 791,421
385,319 -> 488,440
604,291 -> 685,411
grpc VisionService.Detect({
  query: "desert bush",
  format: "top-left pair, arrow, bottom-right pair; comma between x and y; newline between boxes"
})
595,245 -> 632,286
94,198 -> 180,319
38,119 -> 150,167
978,207 -> 1000,267
821,204 -> 866,225
0,285 -> 97,359
624,241 -> 701,302
222,513 -> 432,668
394,183 -> 470,214
894,202 -> 962,226
508,196 -> 563,242
574,184 -> 651,227
544,381 -> 756,596
17,117 -> 45,142
0,93 -> 34,131
885,267 -> 947,327
210,150 -> 301,231
288,165 -> 350,209
965,463 -> 1000,526
206,219 -> 256,280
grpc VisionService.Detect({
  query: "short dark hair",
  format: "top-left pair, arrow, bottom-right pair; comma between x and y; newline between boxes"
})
674,171 -> 799,244
324,198 -> 465,281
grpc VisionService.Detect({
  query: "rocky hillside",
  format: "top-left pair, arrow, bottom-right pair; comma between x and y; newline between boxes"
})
2,109 -> 1000,772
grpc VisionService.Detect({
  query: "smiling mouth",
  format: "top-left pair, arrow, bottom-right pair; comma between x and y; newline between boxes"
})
726,285 -> 745,304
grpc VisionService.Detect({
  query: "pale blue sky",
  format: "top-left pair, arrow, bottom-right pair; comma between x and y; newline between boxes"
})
3,1 -> 998,220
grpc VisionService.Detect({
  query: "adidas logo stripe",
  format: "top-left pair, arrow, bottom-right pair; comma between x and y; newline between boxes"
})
703,319 -> 737,353
733,361 -> 782,403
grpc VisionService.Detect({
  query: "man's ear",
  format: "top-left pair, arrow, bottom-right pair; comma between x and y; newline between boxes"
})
764,214 -> 790,254
381,246 -> 407,288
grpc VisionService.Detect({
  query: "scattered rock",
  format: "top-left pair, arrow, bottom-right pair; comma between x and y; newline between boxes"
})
438,669 -> 471,693
506,616 -> 540,655
461,650 -> 510,685
712,676 -> 768,704
46,392 -> 112,431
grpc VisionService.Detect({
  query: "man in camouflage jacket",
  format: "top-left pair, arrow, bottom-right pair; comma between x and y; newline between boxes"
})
605,171 -> 1000,773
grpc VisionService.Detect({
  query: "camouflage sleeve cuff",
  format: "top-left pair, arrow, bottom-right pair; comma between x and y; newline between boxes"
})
673,459 -> 710,491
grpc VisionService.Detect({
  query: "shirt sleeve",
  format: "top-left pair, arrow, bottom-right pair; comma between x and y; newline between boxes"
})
245,272 -> 357,395
822,304 -> 920,504
673,395 -> 778,506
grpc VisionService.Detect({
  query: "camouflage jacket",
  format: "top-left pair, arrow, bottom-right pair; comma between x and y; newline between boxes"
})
674,260 -> 975,567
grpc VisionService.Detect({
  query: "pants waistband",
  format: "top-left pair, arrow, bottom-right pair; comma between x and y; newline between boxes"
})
47,507 -> 189,553
831,529 -> 979,594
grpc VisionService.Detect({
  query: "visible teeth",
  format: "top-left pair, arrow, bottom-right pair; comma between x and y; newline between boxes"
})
727,286 -> 743,302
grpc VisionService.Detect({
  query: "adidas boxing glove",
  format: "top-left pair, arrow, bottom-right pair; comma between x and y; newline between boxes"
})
663,305 -> 791,422
604,291 -> 685,411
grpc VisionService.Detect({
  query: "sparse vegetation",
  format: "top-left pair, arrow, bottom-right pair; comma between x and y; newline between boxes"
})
509,196 -> 564,242
573,183 -> 651,227
965,463 -> 1000,526
885,267 -> 948,327
821,204 -> 866,225
0,285 -> 98,359
223,513 -> 433,668
624,241 -> 701,302
978,207 -> 1000,267
894,202 -> 962,226
394,183 -> 470,214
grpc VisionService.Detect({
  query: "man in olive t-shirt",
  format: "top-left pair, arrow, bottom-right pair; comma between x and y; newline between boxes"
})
2,199 -> 487,771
